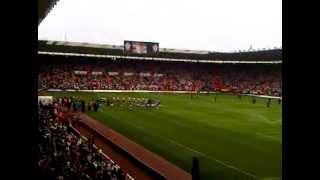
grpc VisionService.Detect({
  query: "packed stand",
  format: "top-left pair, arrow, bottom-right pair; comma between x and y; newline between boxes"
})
36,101 -> 126,180
39,60 -> 281,96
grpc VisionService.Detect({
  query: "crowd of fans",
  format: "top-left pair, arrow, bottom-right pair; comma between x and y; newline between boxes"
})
39,60 -> 281,96
37,101 -> 127,180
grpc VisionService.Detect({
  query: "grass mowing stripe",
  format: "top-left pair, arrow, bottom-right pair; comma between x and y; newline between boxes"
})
99,113 -> 260,179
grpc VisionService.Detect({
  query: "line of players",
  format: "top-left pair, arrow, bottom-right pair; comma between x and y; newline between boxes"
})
101,96 -> 161,109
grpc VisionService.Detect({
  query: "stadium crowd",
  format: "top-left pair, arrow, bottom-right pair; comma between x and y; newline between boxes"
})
37,101 -> 127,180
39,61 -> 281,96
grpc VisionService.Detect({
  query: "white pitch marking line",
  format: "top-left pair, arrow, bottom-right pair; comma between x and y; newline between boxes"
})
169,139 -> 260,179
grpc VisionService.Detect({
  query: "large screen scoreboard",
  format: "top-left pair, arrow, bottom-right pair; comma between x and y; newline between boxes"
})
124,41 -> 159,55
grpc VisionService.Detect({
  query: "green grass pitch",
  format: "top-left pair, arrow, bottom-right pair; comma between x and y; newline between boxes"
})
48,92 -> 282,180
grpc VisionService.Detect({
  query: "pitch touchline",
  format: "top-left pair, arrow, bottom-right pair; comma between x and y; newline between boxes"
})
168,139 -> 260,179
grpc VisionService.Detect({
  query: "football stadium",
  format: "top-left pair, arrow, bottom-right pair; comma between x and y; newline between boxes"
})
37,1 -> 282,180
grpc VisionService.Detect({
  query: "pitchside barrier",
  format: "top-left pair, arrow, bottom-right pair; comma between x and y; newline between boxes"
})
46,89 -> 281,99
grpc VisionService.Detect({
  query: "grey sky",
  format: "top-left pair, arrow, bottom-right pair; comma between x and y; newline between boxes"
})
38,0 -> 282,52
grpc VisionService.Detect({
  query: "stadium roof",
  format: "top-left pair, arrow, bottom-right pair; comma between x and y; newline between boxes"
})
38,40 -> 282,63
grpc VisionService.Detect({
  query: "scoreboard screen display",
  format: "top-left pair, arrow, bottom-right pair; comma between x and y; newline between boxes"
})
124,41 -> 159,55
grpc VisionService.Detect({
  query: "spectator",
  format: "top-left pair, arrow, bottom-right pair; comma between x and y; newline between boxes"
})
37,103 -> 126,180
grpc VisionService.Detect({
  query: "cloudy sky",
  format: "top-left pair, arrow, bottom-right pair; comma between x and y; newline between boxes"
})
38,0 -> 281,52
